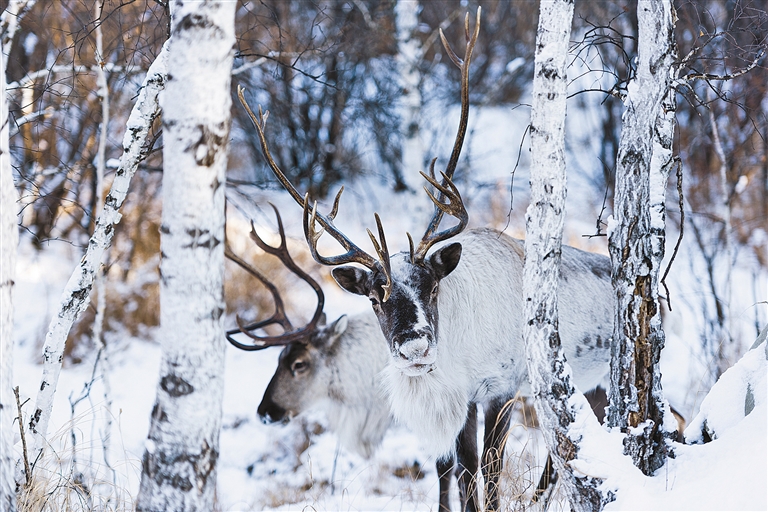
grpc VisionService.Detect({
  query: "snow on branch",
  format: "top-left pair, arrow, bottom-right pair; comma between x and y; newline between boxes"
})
26,42 -> 168,470
1,0 -> 37,55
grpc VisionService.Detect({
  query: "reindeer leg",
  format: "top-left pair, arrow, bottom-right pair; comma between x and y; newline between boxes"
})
437,456 -> 454,512
482,398 -> 512,512
532,452 -> 557,508
455,402 -> 479,512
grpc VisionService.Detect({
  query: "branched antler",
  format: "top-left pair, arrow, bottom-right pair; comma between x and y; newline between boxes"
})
225,204 -> 326,350
237,86 -> 393,301
409,7 -> 479,264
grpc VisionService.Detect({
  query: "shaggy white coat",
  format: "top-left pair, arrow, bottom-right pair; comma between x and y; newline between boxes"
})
383,228 -> 613,457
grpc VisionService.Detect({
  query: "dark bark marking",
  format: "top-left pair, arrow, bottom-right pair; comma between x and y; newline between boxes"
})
539,64 -> 560,81
29,408 -> 42,430
62,286 -> 91,315
177,13 -> 214,33
151,403 -> 168,423
554,430 -> 576,462
182,228 -> 221,250
142,449 -> 194,492
191,123 -> 227,167
630,273 -> 657,428
194,440 -> 218,492
160,374 -> 194,397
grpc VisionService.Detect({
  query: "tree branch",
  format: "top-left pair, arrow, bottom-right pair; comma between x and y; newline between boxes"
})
27,42 -> 168,466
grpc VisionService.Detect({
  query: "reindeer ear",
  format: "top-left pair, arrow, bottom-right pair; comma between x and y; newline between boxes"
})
313,314 -> 348,350
331,314 -> 348,337
430,243 -> 462,279
332,266 -> 370,296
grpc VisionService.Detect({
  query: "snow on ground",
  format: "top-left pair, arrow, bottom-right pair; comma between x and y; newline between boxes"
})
10,97 -> 768,510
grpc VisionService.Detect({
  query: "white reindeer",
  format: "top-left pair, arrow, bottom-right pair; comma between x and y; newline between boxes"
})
238,10 -> 614,510
226,206 -> 483,511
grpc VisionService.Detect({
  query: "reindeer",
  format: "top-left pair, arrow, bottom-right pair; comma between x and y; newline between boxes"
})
237,9 -> 615,510
226,205 -> 482,512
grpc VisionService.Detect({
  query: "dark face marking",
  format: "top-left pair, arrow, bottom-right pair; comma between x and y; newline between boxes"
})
332,244 -> 462,376
257,315 -> 347,424
257,342 -> 312,424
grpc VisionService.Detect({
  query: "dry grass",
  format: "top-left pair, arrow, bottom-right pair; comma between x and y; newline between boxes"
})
17,407 -> 136,512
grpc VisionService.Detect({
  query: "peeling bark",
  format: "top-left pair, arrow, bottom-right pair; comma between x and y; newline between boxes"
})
27,43 -> 169,467
524,1 -> 609,510
607,0 -> 678,476
136,1 -> 235,510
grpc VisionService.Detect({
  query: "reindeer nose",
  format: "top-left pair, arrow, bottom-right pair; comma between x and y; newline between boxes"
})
398,337 -> 430,361
257,401 -> 286,424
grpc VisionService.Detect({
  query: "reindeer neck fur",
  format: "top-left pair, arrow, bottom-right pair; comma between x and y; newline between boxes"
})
321,312 -> 392,459
382,228 -> 528,457
380,228 -> 614,458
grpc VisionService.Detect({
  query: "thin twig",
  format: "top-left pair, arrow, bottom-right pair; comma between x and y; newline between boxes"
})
582,184 -> 610,238
14,386 -> 31,487
679,47 -> 766,83
660,158 -> 684,311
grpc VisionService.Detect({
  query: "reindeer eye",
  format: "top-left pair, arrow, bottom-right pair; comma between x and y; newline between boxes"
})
291,360 -> 308,374
430,283 -> 439,297
370,296 -> 380,307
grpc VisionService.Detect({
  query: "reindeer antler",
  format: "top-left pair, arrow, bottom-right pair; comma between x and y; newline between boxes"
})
225,204 -> 326,350
237,87 -> 393,302
408,7 -> 479,264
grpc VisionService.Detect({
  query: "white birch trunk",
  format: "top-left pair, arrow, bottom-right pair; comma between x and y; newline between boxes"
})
524,1 -> 605,510
1,37 -> 19,512
707,98 -> 734,378
395,0 -> 431,229
92,0 -> 114,473
607,0 -> 678,475
135,1 -> 235,509
2,3 -> 36,507
1,0 -> 36,56
395,0 -> 425,188
27,43 -> 169,466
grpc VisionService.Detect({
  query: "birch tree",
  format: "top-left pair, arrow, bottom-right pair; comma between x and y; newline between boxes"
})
26,43 -> 169,471
395,0 -> 425,188
606,0 -> 679,475
1,29 -> 19,512
394,0 -> 436,231
2,2 -> 35,508
136,1 -> 235,509
523,1 -> 606,510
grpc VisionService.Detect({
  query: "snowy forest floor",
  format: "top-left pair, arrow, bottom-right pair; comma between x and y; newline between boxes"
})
10,103 -> 768,510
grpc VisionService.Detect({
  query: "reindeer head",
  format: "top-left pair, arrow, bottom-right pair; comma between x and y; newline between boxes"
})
237,9 -> 480,377
256,314 -> 349,424
226,205 -> 344,423
331,244 -> 462,376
